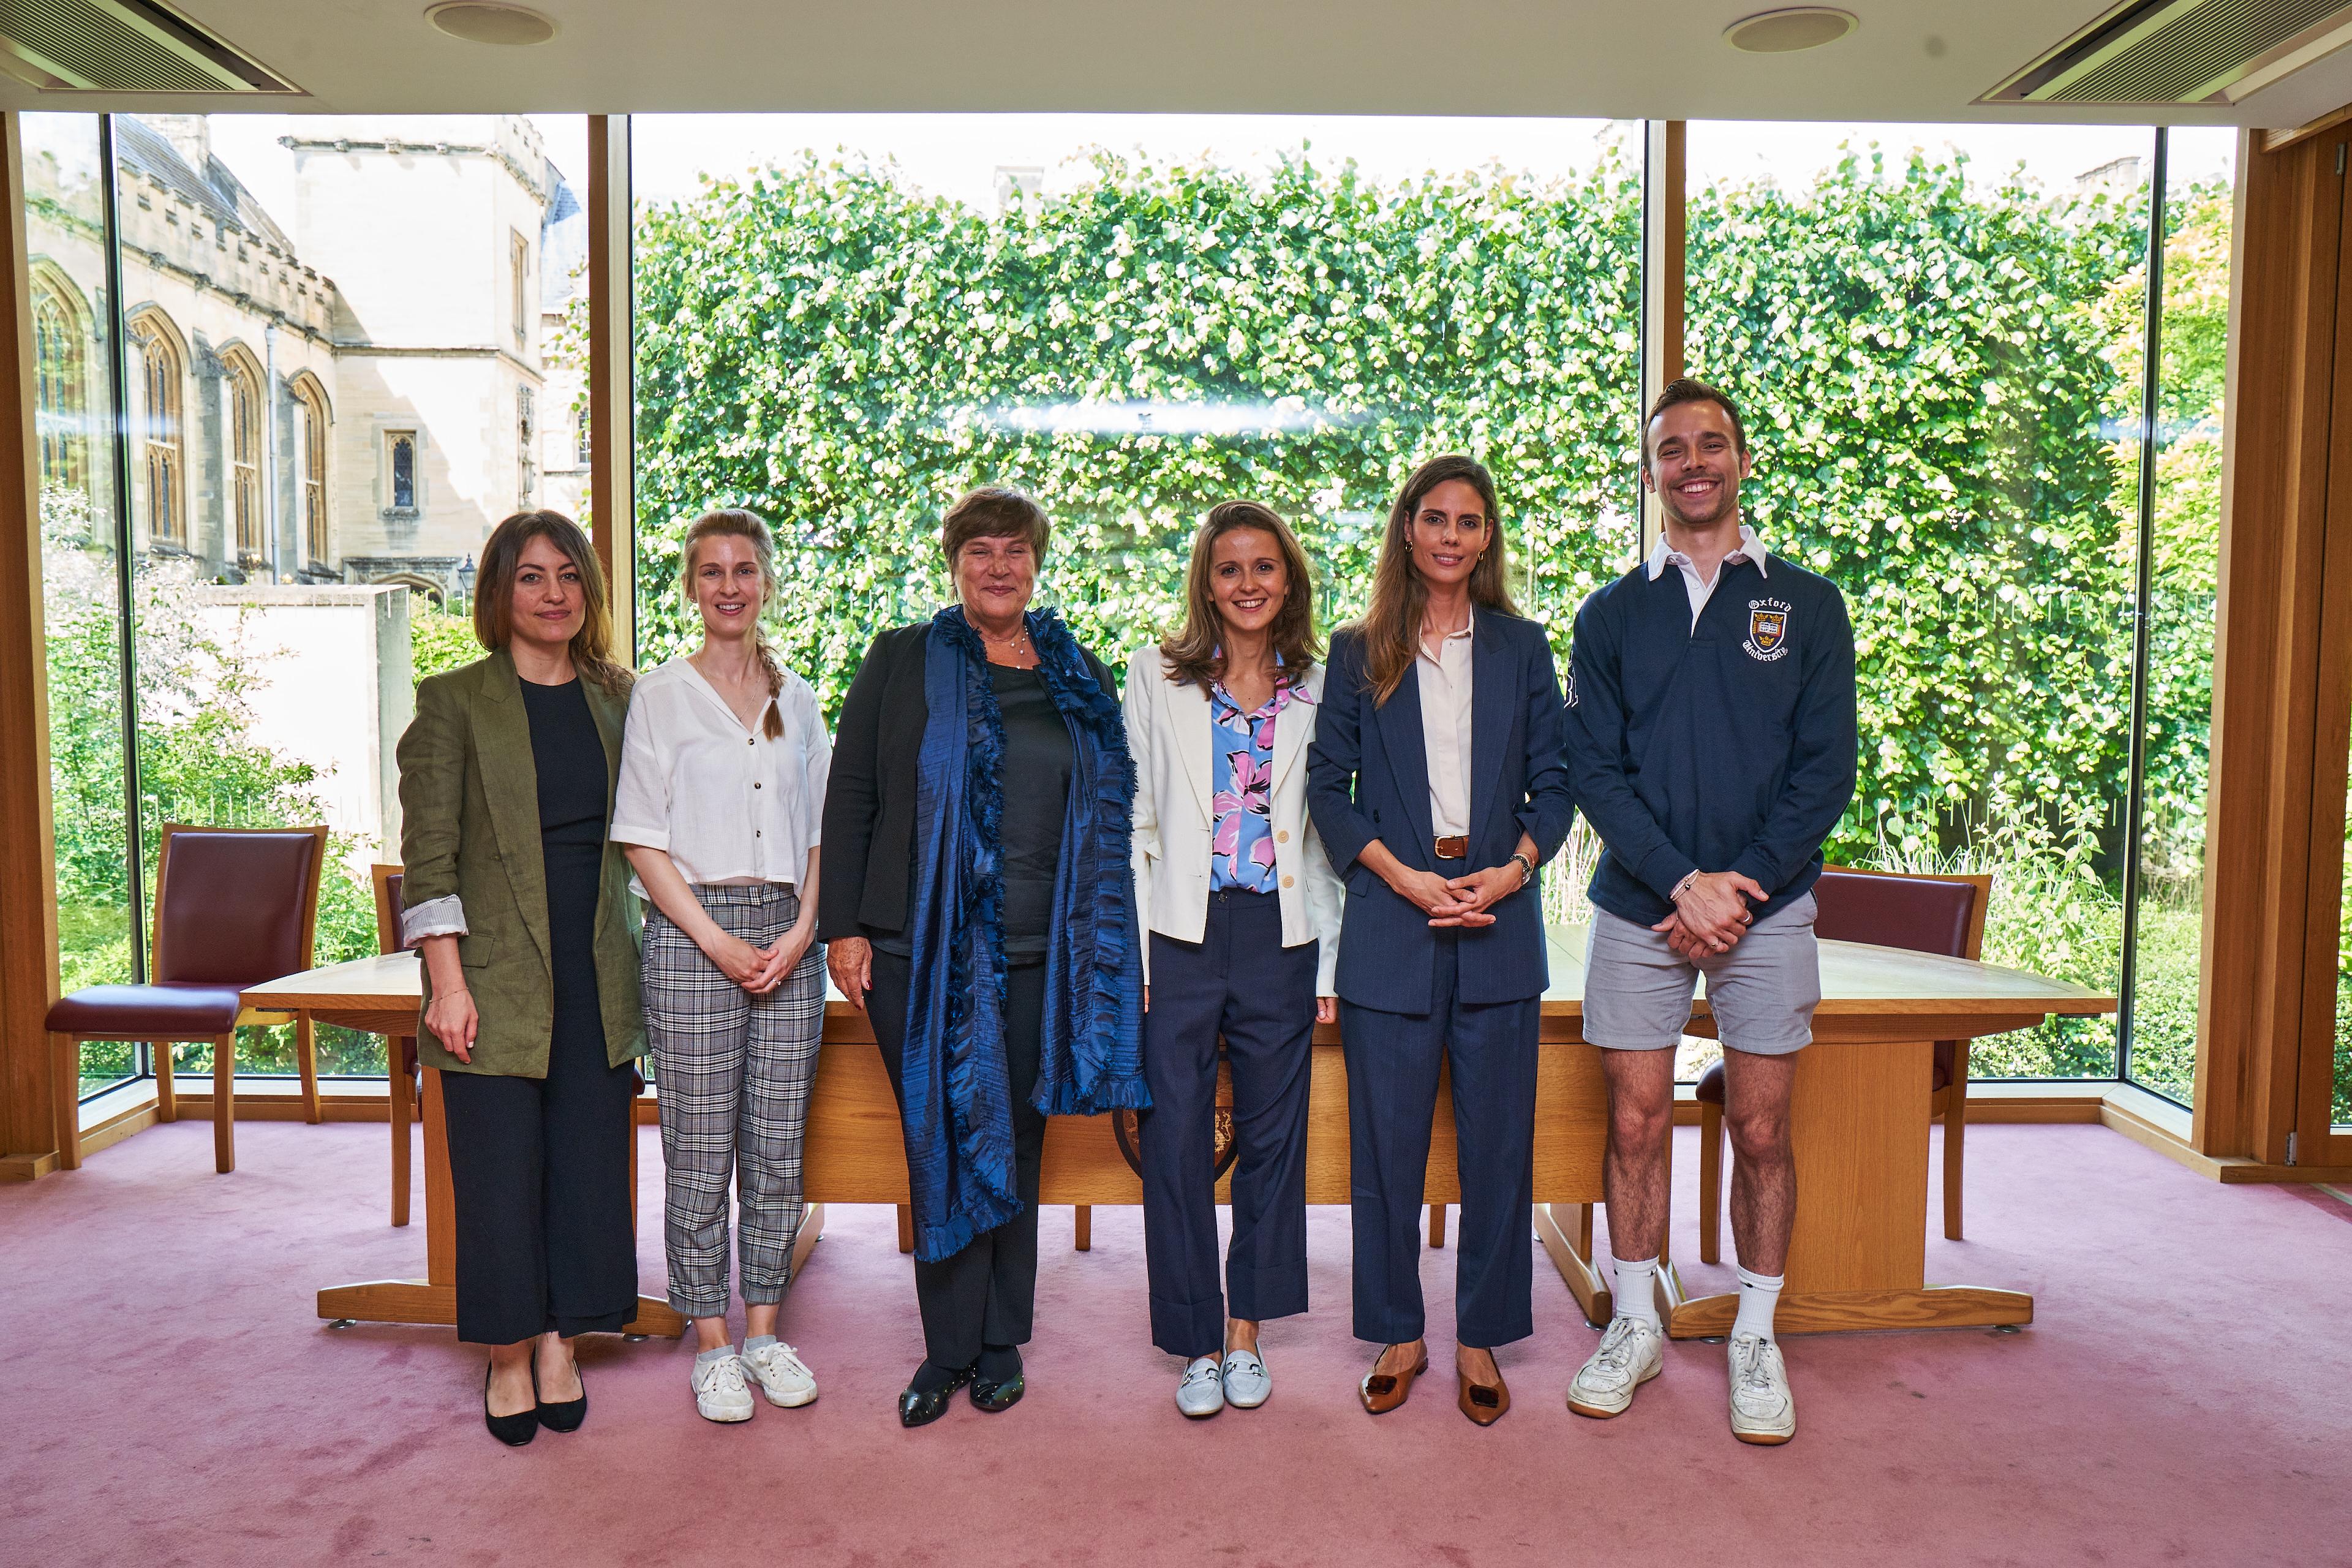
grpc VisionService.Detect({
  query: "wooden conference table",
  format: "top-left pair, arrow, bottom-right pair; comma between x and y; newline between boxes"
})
247,924 -> 2109,1341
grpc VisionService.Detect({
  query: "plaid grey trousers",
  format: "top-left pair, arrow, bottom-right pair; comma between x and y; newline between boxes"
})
643,884 -> 825,1318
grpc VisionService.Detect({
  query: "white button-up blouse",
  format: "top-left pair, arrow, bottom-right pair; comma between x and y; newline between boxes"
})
609,655 -> 831,891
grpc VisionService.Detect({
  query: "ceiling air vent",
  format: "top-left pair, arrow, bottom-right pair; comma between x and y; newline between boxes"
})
0,0 -> 298,93
1983,0 -> 2352,106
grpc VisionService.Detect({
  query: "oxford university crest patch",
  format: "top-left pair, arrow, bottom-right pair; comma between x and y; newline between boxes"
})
1744,598 -> 1792,662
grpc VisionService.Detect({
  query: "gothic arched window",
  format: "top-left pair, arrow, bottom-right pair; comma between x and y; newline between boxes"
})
129,311 -> 185,547
31,270 -> 88,491
223,350 -> 263,562
293,377 -> 330,567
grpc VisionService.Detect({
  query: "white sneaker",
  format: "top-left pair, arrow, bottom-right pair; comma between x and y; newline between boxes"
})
1727,1333 -> 1796,1445
1175,1355 -> 1226,1418
1220,1349 -> 1271,1409
691,1352 -> 755,1423
741,1340 -> 818,1408
1567,1316 -> 1665,1418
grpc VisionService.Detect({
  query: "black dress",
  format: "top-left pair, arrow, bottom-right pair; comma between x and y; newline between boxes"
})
439,676 -> 639,1345
867,662 -> 1073,1371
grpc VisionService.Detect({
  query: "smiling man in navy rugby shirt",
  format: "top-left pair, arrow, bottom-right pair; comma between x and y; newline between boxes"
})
1561,377 -> 1856,1445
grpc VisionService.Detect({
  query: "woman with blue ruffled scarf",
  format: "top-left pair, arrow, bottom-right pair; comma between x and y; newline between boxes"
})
819,486 -> 1148,1428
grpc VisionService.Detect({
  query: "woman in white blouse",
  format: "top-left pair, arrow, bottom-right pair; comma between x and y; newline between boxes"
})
1126,500 -> 1343,1419
611,508 -> 831,1426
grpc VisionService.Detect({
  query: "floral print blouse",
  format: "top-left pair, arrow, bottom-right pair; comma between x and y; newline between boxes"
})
1209,675 -> 1313,893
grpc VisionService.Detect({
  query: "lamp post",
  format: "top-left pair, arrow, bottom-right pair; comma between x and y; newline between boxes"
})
455,554 -> 477,610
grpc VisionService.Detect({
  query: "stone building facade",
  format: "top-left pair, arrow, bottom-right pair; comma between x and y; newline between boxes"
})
24,112 -> 588,604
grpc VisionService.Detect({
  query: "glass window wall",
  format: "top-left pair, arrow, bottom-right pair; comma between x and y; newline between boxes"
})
1683,121 -> 2173,1083
26,113 -> 135,1097
29,111 -> 586,1098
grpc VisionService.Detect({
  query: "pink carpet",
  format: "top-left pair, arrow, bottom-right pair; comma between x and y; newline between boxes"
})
3,1118 -> 2347,1567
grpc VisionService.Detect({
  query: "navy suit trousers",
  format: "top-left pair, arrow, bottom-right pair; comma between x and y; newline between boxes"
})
1141,891 -> 1318,1357
1341,928 -> 1538,1350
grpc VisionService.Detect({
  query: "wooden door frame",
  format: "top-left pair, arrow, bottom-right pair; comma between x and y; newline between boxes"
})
2201,126 -> 2352,1167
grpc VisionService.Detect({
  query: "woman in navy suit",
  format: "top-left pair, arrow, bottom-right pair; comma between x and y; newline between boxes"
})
1306,454 -> 1574,1427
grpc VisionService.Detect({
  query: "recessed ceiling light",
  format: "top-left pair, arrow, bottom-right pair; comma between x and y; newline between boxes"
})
426,3 -> 558,45
1724,7 -> 1858,53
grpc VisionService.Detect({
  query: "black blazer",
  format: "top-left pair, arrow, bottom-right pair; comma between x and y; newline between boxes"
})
818,620 -> 1120,943
1306,611 -> 1575,1013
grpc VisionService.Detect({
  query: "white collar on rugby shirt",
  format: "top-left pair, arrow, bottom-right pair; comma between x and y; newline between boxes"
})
1645,524 -> 1768,583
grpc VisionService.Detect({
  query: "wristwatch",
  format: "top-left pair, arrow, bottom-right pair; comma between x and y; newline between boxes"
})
1509,851 -> 1537,889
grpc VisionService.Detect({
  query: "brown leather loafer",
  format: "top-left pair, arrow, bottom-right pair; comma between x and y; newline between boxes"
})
1359,1347 -> 1430,1414
1458,1366 -> 1510,1427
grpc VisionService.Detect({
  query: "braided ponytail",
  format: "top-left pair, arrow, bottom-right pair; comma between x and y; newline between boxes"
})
753,636 -> 785,740
680,506 -> 790,741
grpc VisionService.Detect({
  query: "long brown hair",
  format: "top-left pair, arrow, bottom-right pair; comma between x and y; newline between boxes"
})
472,509 -> 630,693
1159,500 -> 1322,692
682,507 -> 788,740
1350,455 -> 1520,704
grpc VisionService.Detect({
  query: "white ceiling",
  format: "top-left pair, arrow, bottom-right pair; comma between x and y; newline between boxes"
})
6,0 -> 2349,130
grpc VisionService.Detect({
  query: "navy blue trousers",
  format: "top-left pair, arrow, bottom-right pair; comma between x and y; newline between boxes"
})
1340,928 -> 1539,1349
1141,891 -> 1318,1358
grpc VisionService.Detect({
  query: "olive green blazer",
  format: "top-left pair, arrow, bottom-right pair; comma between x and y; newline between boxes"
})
395,649 -> 646,1077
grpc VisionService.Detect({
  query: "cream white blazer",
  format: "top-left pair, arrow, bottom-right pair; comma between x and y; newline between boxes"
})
1124,643 -> 1343,994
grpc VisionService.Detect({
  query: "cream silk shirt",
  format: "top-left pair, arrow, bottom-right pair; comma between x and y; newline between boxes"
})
609,655 -> 831,892
1646,523 -> 1768,630
1416,617 -> 1476,841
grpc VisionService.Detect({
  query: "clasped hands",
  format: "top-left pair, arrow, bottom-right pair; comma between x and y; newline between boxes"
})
712,927 -> 811,995
1654,869 -> 1769,958
1390,859 -> 1529,929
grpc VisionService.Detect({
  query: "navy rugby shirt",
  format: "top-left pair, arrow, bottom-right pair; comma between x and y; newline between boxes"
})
1564,536 -> 1857,929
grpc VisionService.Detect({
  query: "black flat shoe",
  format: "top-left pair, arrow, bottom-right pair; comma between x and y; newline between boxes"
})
535,1357 -> 586,1434
898,1363 -> 975,1428
484,1365 -> 538,1447
970,1371 -> 1025,1412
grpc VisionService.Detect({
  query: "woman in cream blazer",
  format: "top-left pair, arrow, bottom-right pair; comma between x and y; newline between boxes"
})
1125,500 -> 1343,1419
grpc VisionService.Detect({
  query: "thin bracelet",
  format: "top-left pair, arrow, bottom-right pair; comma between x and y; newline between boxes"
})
1670,869 -> 1702,902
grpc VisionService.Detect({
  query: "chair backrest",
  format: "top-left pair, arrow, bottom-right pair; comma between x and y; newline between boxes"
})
1812,866 -> 1988,962
371,864 -> 405,957
151,824 -> 329,986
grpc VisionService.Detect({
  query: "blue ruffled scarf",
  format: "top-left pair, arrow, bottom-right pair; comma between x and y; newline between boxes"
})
900,605 -> 1148,1262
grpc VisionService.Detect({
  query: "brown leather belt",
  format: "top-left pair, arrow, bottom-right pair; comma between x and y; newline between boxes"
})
1434,835 -> 1469,861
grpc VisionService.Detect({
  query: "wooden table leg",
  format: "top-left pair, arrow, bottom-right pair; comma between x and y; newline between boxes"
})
1074,1204 -> 1091,1251
296,1014 -> 323,1125
1660,1039 -> 2030,1338
319,1064 -> 686,1337
388,1042 -> 413,1228
1428,1203 -> 1447,1249
1536,1203 -> 1613,1327
790,1202 -> 826,1280
897,1204 -> 914,1254
212,1031 -> 236,1174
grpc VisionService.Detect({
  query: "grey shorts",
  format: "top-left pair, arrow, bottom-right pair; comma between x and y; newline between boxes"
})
1581,891 -> 1821,1057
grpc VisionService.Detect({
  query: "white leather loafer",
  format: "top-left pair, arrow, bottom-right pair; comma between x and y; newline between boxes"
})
1221,1349 -> 1271,1409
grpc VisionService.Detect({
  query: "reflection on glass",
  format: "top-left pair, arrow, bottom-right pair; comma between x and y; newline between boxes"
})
1686,122 -> 2160,1080
2129,127 -> 2234,1107
92,112 -> 586,1079
26,113 -> 134,1096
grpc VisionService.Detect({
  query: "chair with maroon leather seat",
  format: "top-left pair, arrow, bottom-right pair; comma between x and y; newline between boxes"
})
45,824 -> 328,1174
371,864 -> 422,1226
1694,865 -> 1989,1261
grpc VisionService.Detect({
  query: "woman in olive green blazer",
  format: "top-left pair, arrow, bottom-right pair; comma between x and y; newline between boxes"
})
397,509 -> 643,1447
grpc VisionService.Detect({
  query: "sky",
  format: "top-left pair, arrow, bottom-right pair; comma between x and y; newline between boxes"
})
192,111 -> 2236,236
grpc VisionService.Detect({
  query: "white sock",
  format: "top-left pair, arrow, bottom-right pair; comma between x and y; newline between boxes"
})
1611,1255 -> 1660,1328
1733,1266 -> 1784,1342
